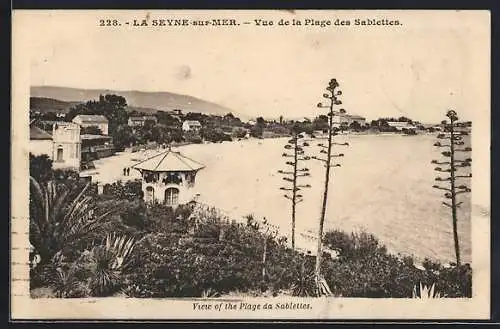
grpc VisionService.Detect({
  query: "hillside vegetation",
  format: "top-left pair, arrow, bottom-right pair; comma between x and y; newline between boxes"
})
31,86 -> 241,117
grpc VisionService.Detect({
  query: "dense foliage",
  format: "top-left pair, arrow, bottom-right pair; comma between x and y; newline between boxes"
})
322,230 -> 472,298
30,174 -> 472,299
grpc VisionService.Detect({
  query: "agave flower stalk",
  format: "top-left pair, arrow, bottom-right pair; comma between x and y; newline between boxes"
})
431,110 -> 472,266
278,127 -> 312,250
312,78 -> 349,297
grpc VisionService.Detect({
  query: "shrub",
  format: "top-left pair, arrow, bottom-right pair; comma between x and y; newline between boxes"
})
29,153 -> 53,183
120,200 -> 148,231
119,214 -> 310,298
324,229 -> 386,259
201,127 -> 233,143
102,180 -> 143,201
184,131 -> 203,144
322,229 -> 472,298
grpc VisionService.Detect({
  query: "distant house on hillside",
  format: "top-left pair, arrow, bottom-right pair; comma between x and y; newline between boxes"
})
387,121 -> 417,132
347,115 -> 367,126
332,112 -> 366,127
72,114 -> 109,135
182,120 -> 202,132
128,115 -> 158,127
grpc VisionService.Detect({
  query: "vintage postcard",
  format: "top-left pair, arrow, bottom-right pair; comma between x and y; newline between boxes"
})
11,10 -> 491,320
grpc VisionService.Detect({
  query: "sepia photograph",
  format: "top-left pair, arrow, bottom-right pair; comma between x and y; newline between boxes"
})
11,9 -> 490,320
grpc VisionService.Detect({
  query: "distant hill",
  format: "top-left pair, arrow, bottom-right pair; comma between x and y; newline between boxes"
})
30,86 -> 243,118
29,97 -> 81,114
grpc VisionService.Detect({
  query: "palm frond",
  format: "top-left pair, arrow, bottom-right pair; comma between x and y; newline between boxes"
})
52,267 -> 84,298
29,177 -> 116,264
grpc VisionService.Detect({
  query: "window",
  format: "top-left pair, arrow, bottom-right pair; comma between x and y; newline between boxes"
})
56,146 -> 63,162
145,186 -> 155,203
186,172 -> 195,187
165,187 -> 179,206
144,172 -> 159,183
164,173 -> 182,185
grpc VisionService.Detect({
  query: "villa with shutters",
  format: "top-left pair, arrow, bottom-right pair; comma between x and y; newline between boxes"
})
131,148 -> 205,206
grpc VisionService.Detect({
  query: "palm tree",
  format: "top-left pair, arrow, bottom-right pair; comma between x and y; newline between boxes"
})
29,177 -> 118,266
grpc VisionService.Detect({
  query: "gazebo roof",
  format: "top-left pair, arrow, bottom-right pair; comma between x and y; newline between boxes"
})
131,149 -> 205,172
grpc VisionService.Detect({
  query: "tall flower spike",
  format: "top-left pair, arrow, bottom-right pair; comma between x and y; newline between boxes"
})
311,78 -> 349,297
431,109 -> 471,267
277,125 -> 312,250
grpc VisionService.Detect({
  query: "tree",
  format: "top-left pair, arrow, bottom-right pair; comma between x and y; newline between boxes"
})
184,112 -> 206,123
349,121 -> 362,131
184,131 -> 203,144
65,94 -> 128,135
156,111 -> 181,127
29,178 -> 118,266
312,78 -> 349,296
278,125 -> 312,250
250,125 -> 264,138
112,124 -> 135,151
40,112 -> 58,121
151,124 -> 170,144
312,115 -> 329,132
29,153 -> 53,183
431,110 -> 472,266
232,127 -> 248,139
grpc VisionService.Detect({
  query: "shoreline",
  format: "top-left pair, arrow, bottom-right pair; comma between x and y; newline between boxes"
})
80,134 -> 468,266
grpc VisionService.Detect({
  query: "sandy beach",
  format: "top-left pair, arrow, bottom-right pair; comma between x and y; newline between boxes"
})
81,135 -> 472,264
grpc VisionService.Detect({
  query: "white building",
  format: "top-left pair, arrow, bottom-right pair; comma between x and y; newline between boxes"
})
29,121 -> 82,171
387,121 -> 417,131
131,148 -> 205,206
72,114 -> 109,135
128,115 -> 158,127
182,120 -> 202,132
332,112 -> 366,127
51,122 -> 82,170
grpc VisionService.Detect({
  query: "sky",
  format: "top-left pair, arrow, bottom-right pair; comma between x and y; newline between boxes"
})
15,10 -> 489,123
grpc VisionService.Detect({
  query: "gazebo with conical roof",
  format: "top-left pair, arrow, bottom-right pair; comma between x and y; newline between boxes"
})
131,148 -> 205,206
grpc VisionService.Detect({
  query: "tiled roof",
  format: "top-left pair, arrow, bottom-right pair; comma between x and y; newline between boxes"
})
132,150 -> 205,172
30,125 -> 52,140
73,115 -> 109,123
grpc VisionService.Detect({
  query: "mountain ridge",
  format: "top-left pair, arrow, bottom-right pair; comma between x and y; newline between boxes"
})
30,86 -> 247,119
